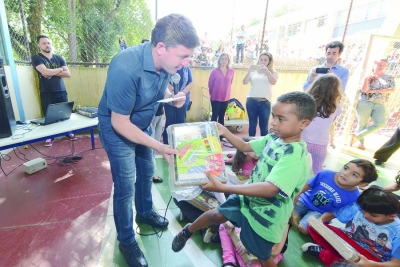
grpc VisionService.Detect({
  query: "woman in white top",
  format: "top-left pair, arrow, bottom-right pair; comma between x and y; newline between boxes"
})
243,52 -> 278,136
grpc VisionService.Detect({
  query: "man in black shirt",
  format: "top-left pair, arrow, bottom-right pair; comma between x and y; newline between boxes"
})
31,35 -> 76,146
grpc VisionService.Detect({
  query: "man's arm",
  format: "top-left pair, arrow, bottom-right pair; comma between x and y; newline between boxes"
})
35,64 -> 63,78
340,68 -> 349,90
303,68 -> 317,90
55,65 -> 71,78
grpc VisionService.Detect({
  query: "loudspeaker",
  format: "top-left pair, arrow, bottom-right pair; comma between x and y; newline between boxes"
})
0,57 -> 16,138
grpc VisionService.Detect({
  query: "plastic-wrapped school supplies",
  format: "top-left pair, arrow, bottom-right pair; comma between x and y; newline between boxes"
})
168,122 -> 228,187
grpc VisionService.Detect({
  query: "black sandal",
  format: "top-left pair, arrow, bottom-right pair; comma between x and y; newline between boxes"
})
152,176 -> 163,183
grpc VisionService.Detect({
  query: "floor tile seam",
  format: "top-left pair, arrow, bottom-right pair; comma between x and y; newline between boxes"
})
37,192 -> 111,206
0,215 -> 114,230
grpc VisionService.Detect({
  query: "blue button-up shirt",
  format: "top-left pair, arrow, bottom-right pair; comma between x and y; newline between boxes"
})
302,62 -> 349,92
98,42 -> 170,136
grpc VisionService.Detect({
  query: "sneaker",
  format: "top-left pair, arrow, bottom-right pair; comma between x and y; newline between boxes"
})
172,223 -> 192,252
67,133 -> 77,141
202,228 -> 213,243
375,159 -> 385,165
301,242 -> 322,258
135,210 -> 169,229
210,232 -> 221,243
44,139 -> 53,147
119,242 -> 148,267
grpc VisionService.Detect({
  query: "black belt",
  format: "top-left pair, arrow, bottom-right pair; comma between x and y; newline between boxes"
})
250,97 -> 268,102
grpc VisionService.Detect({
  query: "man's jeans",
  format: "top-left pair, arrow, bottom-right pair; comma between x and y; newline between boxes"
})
246,97 -> 271,136
355,100 -> 386,143
236,43 -> 244,63
99,131 -> 154,245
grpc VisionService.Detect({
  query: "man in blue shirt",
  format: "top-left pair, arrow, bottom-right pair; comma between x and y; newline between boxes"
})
303,41 -> 349,149
303,41 -> 349,92
98,14 -> 199,267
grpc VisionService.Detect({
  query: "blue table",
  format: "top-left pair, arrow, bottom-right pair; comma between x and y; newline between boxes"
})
0,113 -> 98,151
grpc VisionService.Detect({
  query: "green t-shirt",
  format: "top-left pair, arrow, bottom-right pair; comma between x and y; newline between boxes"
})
239,134 -> 312,243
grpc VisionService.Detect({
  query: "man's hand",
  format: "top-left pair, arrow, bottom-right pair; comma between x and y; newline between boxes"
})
309,69 -> 318,83
200,171 -> 225,192
171,91 -> 186,108
157,144 -> 178,165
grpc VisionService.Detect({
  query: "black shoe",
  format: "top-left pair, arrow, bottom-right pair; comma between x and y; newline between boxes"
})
300,242 -> 322,258
119,242 -> 148,267
375,159 -> 385,165
172,223 -> 192,252
135,210 -> 169,229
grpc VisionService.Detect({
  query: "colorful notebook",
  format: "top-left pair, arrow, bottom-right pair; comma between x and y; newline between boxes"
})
170,122 -> 228,186
187,191 -> 220,212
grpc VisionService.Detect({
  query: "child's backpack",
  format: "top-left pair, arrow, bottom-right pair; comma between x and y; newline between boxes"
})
226,98 -> 245,120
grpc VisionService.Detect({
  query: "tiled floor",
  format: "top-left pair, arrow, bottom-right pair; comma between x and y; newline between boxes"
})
0,129 -> 399,267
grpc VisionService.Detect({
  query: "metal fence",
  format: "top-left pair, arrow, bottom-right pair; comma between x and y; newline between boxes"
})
4,0 -> 153,66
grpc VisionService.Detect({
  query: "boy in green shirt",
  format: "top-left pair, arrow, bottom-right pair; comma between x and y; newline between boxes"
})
172,91 -> 316,267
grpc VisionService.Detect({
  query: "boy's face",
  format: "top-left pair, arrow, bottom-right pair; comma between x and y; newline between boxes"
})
336,162 -> 366,188
362,210 -> 396,225
269,102 -> 309,142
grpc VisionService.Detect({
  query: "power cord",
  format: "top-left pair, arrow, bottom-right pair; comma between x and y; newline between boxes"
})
135,196 -> 173,238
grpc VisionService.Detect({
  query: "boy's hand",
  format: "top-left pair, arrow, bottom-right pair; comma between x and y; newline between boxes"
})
352,254 -> 374,266
200,171 -> 225,192
236,241 -> 248,254
224,221 -> 235,234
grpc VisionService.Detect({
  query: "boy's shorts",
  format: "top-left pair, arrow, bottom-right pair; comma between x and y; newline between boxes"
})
294,200 -> 322,229
217,194 -> 274,261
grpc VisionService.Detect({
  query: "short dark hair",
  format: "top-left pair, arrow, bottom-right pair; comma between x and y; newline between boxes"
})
326,41 -> 344,54
151,13 -> 200,49
276,91 -> 316,121
37,35 -> 50,43
347,159 -> 378,183
357,188 -> 400,215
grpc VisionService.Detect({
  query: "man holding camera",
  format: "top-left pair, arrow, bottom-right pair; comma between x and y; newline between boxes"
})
303,41 -> 349,92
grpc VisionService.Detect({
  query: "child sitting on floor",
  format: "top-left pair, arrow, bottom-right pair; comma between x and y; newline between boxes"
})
171,91 -> 317,267
294,159 -> 378,235
231,137 -> 259,179
302,188 -> 400,266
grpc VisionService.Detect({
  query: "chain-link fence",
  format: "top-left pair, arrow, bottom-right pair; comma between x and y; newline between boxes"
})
4,0 -> 153,66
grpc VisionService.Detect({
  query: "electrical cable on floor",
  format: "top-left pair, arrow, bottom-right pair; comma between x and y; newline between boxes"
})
135,196 -> 173,238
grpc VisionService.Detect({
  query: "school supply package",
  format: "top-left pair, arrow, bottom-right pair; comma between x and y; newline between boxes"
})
168,121 -> 228,186
308,216 -> 360,263
229,227 -> 258,265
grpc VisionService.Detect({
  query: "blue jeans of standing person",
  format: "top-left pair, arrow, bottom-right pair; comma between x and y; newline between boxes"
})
355,100 -> 386,144
99,130 -> 154,245
236,43 -> 244,63
211,100 -> 229,126
163,103 -> 188,144
246,97 -> 271,137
